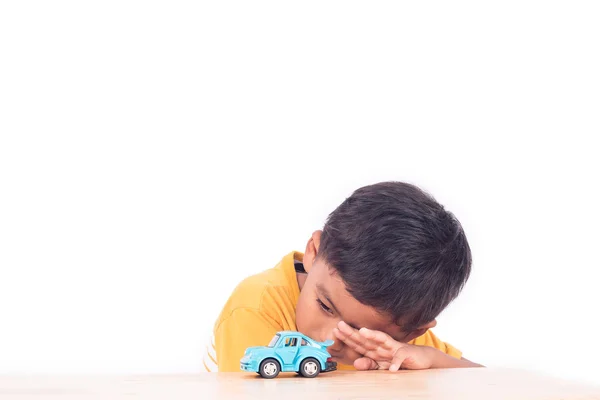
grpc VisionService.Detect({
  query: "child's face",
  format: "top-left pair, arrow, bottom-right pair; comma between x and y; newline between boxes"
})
295,257 -> 412,367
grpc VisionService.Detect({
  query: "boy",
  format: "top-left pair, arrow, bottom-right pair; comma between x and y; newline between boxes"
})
202,181 -> 481,372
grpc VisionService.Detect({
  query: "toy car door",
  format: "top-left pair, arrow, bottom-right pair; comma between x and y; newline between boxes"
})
277,336 -> 300,366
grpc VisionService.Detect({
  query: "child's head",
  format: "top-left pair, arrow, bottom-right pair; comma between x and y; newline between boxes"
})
295,181 -> 471,365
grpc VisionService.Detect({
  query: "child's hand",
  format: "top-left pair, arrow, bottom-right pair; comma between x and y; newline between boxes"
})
333,321 -> 436,371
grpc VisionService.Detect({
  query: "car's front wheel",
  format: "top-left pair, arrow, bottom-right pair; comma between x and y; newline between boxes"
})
299,358 -> 320,378
259,358 -> 281,379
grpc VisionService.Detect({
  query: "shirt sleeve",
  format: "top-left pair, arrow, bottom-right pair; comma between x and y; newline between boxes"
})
201,334 -> 218,372
214,308 -> 282,372
409,330 -> 462,359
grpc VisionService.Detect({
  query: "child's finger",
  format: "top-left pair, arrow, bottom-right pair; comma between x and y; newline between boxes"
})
353,357 -> 379,371
339,322 -> 388,351
337,321 -> 363,342
389,347 -> 412,372
336,322 -> 396,359
336,321 -> 371,351
338,323 -> 393,357
354,334 -> 392,355
358,338 -> 382,352
359,328 -> 397,351
333,327 -> 368,355
336,330 -> 393,359
333,325 -> 355,342
333,328 -> 384,359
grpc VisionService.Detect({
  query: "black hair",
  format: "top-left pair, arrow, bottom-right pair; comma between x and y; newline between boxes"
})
318,181 -> 472,332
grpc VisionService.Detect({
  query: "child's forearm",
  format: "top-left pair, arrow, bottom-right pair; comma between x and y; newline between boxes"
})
428,347 -> 484,368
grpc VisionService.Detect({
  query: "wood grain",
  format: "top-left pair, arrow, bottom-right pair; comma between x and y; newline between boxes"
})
1,369 -> 599,399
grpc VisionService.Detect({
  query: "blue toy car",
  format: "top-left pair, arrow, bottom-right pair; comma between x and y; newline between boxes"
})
240,331 -> 337,378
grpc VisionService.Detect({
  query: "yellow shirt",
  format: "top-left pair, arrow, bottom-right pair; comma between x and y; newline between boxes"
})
203,251 -> 462,372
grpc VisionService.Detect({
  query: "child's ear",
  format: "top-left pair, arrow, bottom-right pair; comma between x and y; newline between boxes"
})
303,230 -> 322,273
404,319 -> 437,342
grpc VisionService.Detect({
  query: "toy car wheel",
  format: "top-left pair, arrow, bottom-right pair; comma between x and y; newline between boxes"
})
259,358 -> 281,379
299,358 -> 320,378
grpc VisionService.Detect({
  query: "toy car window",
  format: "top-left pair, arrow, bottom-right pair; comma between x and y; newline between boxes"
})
301,339 -> 307,346
268,334 -> 280,347
285,337 -> 298,347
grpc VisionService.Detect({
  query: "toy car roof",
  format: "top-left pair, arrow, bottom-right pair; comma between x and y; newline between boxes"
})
275,331 -> 315,340
270,331 -> 335,348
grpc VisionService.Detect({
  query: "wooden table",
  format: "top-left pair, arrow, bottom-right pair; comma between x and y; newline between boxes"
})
1,369 -> 599,399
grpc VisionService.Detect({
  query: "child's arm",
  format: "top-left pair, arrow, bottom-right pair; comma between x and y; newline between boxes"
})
214,308 -> 282,372
427,352 -> 483,368
334,321 -> 483,370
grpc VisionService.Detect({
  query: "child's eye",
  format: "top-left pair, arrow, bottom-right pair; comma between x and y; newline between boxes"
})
317,299 -> 333,314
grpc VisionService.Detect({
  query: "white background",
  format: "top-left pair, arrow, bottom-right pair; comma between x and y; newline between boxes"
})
1,0 -> 599,386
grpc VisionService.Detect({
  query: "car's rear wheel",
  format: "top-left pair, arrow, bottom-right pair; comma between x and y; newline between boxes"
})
259,358 -> 280,379
299,358 -> 320,378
